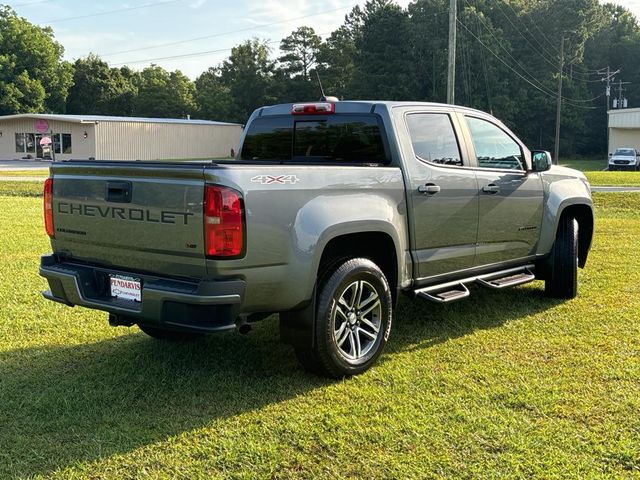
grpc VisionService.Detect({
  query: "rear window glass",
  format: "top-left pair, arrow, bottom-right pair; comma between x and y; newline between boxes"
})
240,115 -> 388,164
240,116 -> 292,161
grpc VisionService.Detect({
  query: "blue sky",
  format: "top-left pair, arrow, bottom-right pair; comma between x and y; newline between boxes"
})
8,0 -> 640,79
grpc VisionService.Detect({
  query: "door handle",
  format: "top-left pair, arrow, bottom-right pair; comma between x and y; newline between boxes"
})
482,184 -> 500,194
418,184 -> 441,195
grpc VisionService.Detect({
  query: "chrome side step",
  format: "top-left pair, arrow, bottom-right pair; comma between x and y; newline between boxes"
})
414,265 -> 536,304
417,283 -> 470,303
476,268 -> 536,289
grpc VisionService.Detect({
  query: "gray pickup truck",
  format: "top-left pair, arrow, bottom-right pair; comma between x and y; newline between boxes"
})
40,100 -> 594,377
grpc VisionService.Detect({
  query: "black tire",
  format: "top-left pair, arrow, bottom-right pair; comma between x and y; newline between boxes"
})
138,323 -> 206,341
295,258 -> 393,378
544,215 -> 579,299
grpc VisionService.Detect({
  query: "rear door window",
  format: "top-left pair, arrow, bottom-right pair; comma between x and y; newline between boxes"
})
405,113 -> 463,166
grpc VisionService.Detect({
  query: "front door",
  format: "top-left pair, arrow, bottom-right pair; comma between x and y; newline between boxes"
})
463,115 -> 544,266
35,134 -> 44,159
403,111 -> 479,279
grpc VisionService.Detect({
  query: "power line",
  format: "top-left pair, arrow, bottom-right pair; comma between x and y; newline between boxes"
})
459,11 -> 603,105
101,5 -> 355,58
491,0 -> 560,67
460,7 -> 562,100
41,0 -> 182,24
472,0 -> 492,111
499,0 -> 598,77
10,0 -> 55,7
490,0 -> 598,80
500,0 -> 559,55
111,31 -> 334,66
457,19 -> 599,109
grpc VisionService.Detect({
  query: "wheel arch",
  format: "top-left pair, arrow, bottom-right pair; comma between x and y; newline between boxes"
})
280,228 -> 401,350
559,203 -> 594,268
317,230 -> 400,304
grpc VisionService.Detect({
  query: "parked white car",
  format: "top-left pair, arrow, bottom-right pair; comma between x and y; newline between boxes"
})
609,147 -> 640,171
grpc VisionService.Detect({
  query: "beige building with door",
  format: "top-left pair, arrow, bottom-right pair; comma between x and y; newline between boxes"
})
608,108 -> 640,154
0,114 -> 243,161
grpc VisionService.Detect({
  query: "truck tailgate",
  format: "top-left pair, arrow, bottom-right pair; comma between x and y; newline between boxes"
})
49,162 -> 207,279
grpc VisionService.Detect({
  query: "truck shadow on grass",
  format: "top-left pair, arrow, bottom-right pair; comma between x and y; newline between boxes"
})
0,284 -> 560,478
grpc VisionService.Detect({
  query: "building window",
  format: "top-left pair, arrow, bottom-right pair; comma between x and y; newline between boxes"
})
53,133 -> 72,154
61,133 -> 72,154
15,133 -> 36,154
15,133 -> 25,153
15,132 -> 72,155
25,133 -> 35,154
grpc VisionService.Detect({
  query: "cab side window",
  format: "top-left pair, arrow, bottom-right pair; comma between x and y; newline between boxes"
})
406,113 -> 463,167
466,116 -> 524,171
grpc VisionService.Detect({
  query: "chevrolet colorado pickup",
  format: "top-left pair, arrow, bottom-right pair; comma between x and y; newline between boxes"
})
40,101 -> 594,377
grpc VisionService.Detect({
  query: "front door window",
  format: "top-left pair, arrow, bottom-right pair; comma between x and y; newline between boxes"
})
466,116 -> 524,171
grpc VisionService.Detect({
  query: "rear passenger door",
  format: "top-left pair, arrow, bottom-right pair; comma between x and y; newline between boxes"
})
462,115 -> 544,266
402,111 -> 479,279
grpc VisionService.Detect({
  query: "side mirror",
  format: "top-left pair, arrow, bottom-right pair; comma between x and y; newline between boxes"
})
609,153 -> 613,157
531,150 -> 552,172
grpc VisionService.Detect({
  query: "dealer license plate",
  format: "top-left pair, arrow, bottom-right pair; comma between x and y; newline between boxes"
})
109,275 -> 142,302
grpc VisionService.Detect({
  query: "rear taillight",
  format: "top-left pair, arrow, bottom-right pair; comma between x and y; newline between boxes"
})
44,178 -> 54,238
204,185 -> 244,258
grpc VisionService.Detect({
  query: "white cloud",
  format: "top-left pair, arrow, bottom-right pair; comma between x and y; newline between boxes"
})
55,30 -> 139,61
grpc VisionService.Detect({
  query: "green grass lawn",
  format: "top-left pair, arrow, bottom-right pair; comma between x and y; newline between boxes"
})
559,159 -> 640,186
1,185 -> 639,479
559,158 -> 607,171
585,171 -> 640,187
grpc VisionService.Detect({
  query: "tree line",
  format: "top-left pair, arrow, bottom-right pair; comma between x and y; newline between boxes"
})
1,0 -> 639,156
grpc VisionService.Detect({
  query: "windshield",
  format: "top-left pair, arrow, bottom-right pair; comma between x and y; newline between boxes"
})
614,148 -> 635,156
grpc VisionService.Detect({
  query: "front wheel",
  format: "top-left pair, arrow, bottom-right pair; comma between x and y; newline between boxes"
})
544,215 -> 579,299
295,258 -> 393,378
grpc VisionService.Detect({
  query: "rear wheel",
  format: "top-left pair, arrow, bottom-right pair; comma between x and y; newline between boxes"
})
138,323 -> 206,341
544,215 -> 578,299
295,258 -> 393,378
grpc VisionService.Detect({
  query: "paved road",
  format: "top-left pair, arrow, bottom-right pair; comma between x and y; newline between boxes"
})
591,186 -> 640,192
0,160 -> 51,171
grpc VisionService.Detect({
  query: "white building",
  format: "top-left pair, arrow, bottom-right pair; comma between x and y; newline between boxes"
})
0,114 -> 243,162
608,108 -> 640,154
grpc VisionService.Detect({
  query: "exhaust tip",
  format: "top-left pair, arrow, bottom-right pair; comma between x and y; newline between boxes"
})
238,323 -> 252,335
108,314 -> 134,327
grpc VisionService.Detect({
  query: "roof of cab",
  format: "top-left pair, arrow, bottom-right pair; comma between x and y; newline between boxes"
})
257,101 -> 490,117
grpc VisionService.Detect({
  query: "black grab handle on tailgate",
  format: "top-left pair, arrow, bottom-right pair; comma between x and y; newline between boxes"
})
105,181 -> 132,203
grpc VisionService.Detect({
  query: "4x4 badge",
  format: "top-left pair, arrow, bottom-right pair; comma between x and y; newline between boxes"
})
251,175 -> 300,185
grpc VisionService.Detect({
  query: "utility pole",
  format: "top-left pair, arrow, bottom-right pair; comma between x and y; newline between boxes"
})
598,66 -> 620,155
433,13 -> 438,99
597,66 -> 619,109
554,36 -> 565,165
615,79 -> 631,108
447,0 -> 457,105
